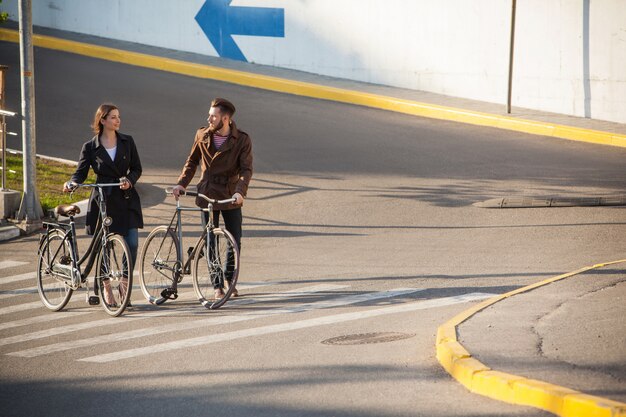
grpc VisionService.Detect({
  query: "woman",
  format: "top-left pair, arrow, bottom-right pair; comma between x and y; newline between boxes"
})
64,103 -> 143,304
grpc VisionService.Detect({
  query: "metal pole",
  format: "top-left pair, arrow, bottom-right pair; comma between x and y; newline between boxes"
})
506,0 -> 517,114
17,0 -> 42,221
0,65 -> 7,191
1,114 -> 6,191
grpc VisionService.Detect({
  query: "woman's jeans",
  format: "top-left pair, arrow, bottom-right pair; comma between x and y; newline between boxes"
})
122,228 -> 139,269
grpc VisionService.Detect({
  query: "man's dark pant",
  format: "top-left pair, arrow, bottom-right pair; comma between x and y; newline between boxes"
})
203,208 -> 242,289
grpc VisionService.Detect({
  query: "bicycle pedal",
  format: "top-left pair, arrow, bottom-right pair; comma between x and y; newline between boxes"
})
87,295 -> 100,305
160,288 -> 178,300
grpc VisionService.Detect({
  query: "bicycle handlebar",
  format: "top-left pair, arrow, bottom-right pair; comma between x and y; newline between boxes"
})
67,181 -> 124,191
165,188 -> 236,205
75,182 -> 124,188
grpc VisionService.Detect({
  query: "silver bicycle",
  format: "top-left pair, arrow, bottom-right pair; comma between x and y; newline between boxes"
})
139,190 -> 240,310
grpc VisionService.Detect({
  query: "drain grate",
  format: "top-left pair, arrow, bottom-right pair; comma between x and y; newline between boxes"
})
321,332 -> 415,346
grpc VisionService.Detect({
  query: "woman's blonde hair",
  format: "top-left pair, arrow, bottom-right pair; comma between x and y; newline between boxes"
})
92,103 -> 118,135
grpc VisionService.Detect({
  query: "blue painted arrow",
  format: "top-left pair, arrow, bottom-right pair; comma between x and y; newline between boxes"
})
195,0 -> 285,62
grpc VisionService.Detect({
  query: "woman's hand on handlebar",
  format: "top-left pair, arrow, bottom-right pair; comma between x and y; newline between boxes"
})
172,185 -> 186,200
63,181 -> 77,193
119,177 -> 132,191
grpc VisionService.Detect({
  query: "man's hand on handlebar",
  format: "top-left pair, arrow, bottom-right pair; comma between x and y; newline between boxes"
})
172,185 -> 186,200
232,192 -> 244,205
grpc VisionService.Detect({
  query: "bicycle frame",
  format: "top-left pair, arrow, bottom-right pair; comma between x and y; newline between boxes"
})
40,221 -> 103,288
40,183 -> 120,287
165,196 -> 213,275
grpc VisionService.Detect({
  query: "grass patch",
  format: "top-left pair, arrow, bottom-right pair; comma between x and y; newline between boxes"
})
3,153 -> 95,212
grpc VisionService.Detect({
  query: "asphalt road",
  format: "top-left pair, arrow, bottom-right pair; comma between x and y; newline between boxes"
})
1,40 -> 625,417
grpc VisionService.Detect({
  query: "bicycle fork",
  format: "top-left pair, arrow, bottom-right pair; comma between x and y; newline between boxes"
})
159,205 -> 189,301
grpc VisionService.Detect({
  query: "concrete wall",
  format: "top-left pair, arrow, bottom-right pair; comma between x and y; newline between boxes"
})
2,0 -> 625,124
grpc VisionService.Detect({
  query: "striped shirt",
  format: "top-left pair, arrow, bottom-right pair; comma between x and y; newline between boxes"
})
213,134 -> 228,149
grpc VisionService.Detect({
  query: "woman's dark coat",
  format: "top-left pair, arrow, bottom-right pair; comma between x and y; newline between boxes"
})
70,132 -> 143,235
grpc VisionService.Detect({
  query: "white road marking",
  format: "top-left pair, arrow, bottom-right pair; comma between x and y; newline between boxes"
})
0,284 -> 345,347
80,292 -> 494,363
0,279 -> 270,318
0,272 -> 36,285
0,311 -> 93,331
8,287 -> 421,358
0,300 -> 51,315
0,286 -> 38,300
0,261 -> 29,270
0,283 -> 271,331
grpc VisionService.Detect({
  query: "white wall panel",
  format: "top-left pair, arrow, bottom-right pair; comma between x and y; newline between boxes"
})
2,0 -> 624,123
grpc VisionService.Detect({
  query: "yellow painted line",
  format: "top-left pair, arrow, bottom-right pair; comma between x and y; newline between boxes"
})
436,259 -> 626,417
2,28 -> 626,148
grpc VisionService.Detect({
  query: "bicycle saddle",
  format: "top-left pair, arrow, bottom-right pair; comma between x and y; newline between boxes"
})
56,204 -> 81,217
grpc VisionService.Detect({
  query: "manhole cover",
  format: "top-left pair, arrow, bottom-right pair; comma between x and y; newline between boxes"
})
321,332 -> 415,346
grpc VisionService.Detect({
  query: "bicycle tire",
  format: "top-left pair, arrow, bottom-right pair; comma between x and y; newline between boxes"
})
36,229 -> 74,311
192,227 -> 239,310
96,233 -> 132,317
139,226 -> 181,305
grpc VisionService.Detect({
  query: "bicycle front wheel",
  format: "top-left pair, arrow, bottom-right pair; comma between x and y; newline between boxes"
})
139,226 -> 181,305
37,229 -> 74,311
192,227 -> 239,310
96,233 -> 132,317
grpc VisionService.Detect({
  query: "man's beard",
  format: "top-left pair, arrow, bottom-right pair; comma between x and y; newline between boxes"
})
208,119 -> 224,134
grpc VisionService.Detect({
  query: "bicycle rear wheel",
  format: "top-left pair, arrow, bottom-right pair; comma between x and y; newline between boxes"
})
37,229 -> 74,311
96,233 -> 132,317
139,226 -> 181,305
192,227 -> 239,309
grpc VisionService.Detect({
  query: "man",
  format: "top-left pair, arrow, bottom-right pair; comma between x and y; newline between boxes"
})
173,98 -> 253,299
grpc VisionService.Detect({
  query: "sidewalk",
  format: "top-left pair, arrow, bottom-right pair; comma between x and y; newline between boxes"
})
438,261 -> 626,416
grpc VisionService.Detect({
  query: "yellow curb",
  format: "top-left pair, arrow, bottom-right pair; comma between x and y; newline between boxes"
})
436,259 -> 626,417
2,28 -> 625,149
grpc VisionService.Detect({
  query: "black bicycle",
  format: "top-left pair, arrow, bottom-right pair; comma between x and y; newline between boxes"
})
138,190 -> 239,310
36,182 -> 132,317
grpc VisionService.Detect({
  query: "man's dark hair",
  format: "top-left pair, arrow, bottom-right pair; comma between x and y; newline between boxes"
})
211,98 -> 236,117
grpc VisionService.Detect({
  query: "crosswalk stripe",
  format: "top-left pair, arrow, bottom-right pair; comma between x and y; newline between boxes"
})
0,286 -> 38,300
0,272 -> 36,285
0,311 -> 93,332
0,279 -> 269,316
1,284 -> 345,352
81,292 -> 495,363
0,289 -> 119,316
0,300 -> 49,315
7,287 -> 418,358
0,282 -> 269,330
0,314 -> 146,347
0,261 -> 29,270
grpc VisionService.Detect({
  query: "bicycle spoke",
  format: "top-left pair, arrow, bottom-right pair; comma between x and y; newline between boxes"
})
37,229 -> 74,311
97,234 -> 132,317
139,226 -> 180,305
193,228 -> 239,309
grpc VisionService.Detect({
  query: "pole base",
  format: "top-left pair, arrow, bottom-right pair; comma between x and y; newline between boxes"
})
15,218 -> 43,234
0,189 -> 21,219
